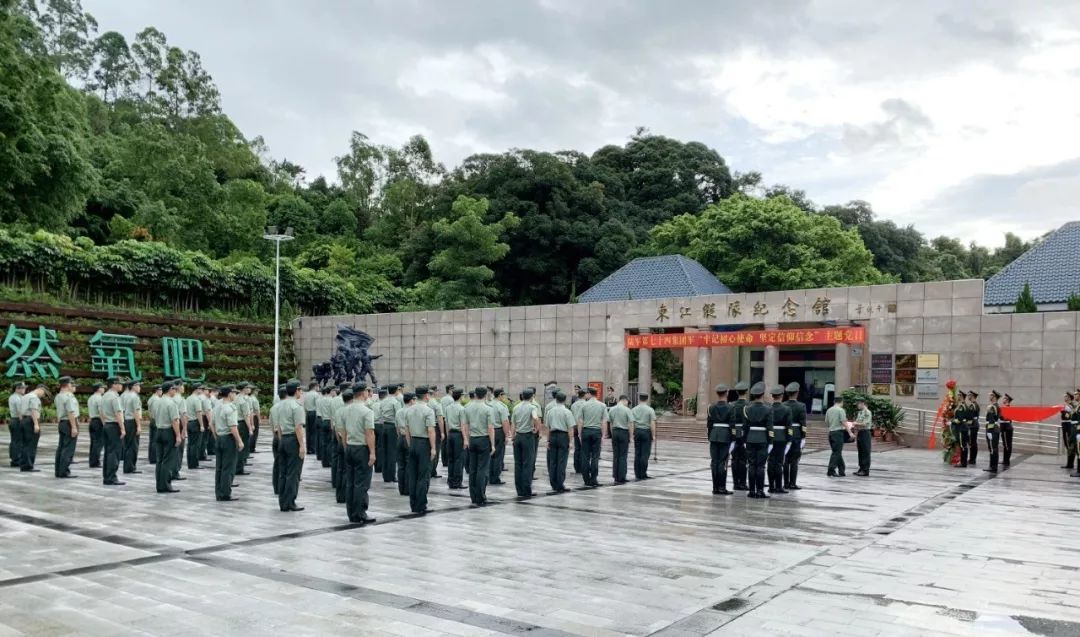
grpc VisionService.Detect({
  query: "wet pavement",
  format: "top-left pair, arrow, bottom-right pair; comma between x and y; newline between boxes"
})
0,429 -> 1077,636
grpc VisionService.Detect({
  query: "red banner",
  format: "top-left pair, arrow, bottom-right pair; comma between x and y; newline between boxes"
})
625,326 -> 866,349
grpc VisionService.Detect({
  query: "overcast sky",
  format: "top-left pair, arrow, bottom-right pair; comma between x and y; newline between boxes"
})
85,0 -> 1080,247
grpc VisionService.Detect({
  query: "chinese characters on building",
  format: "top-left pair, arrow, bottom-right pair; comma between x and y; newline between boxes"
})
625,326 -> 866,349
1,324 -> 205,381
653,297 -> 849,323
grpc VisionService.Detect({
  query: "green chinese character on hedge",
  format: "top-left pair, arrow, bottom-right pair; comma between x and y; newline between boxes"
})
163,337 -> 205,381
1,324 -> 62,379
89,330 -> 141,381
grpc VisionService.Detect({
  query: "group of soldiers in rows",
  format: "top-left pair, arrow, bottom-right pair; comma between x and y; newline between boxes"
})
948,389 -> 1015,473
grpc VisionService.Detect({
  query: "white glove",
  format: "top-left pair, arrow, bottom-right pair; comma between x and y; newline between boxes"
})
767,444 -> 773,455
783,442 -> 791,456
728,442 -> 735,454
801,439 -> 806,450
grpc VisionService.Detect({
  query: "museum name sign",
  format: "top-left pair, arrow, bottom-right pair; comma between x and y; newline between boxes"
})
625,327 -> 866,349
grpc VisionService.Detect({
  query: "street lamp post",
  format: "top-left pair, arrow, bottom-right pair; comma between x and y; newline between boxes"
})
263,226 -> 294,402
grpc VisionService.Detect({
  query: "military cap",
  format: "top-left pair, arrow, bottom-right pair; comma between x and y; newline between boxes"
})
957,390 -> 966,398
968,390 -> 979,398
749,381 -> 766,396
735,381 -> 750,392
377,387 -> 388,397
218,384 -> 235,396
715,383 -> 728,394
415,385 -> 429,393
321,386 -> 333,394
58,376 -> 75,386
12,381 -> 26,389
403,392 -> 416,403
106,377 -> 122,386
125,380 -> 140,389
445,383 -> 455,392
770,384 -> 784,396
1066,391 -> 1075,399
353,382 -> 367,393
91,382 -> 104,391
495,387 -> 506,397
785,382 -> 800,393
989,390 -> 1001,399
341,390 -> 355,401
415,386 -> 429,397
1003,393 -> 1012,402
172,379 -> 185,387
285,380 -> 302,395
278,384 -> 287,392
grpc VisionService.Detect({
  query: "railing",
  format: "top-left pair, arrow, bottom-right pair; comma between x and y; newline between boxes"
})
897,407 -> 1062,455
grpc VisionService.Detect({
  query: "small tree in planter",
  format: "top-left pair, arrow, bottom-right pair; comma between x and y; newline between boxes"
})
840,389 -> 904,442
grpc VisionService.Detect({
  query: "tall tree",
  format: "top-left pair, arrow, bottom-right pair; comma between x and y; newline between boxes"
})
19,0 -> 97,81
88,30 -> 136,103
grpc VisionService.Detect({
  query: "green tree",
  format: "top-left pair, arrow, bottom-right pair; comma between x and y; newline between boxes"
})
318,199 -> 357,236
20,0 -> 98,81
421,196 -> 519,309
822,201 -> 927,282
648,195 -> 886,292
1015,282 -> 1037,313
88,30 -> 135,103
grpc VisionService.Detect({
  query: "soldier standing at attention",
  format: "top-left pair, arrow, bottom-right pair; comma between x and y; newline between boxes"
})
303,382 -> 319,455
314,385 -> 331,462
742,382 -> 773,499
1000,393 -> 1014,468
53,377 -> 79,478
395,392 -> 414,496
212,386 -> 242,502
731,382 -> 750,491
371,387 -> 387,475
511,389 -> 541,497
967,390 -> 980,467
120,381 -> 143,475
342,384 -> 376,524
329,383 -> 347,491
445,389 -> 466,489
607,395 -> 633,484
405,387 -> 437,514
571,388 -> 587,474
17,385 -> 45,472
378,385 -> 401,483
201,385 -> 214,459
152,382 -> 182,494
767,385 -> 790,494
333,388 -> 353,503
577,387 -> 608,488
1061,392 -> 1075,470
984,390 -> 1001,473
489,388 -> 510,485
429,387 -> 446,479
170,381 -> 188,482
278,380 -> 306,511
630,394 -> 656,480
270,384 -> 286,494
146,384 -> 161,465
235,383 -> 254,474
249,385 -> 262,454
707,384 -> 733,495
185,385 -> 205,470
87,382 -> 104,468
7,381 -> 25,468
465,387 -> 496,506
952,391 -> 969,467
826,395 -> 848,477
101,378 -> 125,485
783,383 -> 807,490
853,398 -> 873,476
543,391 -> 574,493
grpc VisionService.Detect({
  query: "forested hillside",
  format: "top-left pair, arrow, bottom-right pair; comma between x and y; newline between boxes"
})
1,0 -> 1033,318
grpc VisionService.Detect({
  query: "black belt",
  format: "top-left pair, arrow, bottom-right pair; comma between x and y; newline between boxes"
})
282,433 -> 297,437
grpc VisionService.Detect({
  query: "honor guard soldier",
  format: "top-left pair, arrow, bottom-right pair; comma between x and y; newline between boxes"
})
512,388 -> 541,496
101,377 -> 126,485
967,390 -> 980,466
1000,393 -> 1014,468
7,381 -> 26,467
742,382 -> 773,498
445,389 -> 467,488
826,395 -> 848,477
731,381 -> 750,490
489,389 -> 510,485
707,384 -> 733,495
952,391 -> 970,467
54,377 -> 79,478
342,383 -> 376,524
87,382 -> 104,468
303,382 -> 319,454
984,391 -> 1001,473
783,382 -> 807,490
853,398 -> 873,476
270,384 -> 286,494
1063,392 -> 1076,470
630,394 -> 656,480
578,388 -> 607,487
395,392 -> 414,496
278,381 -> 307,511
146,384 -> 161,465
120,380 -> 143,475
465,386 -> 496,505
607,395 -> 633,484
543,391 -> 574,493
767,385 -> 790,493
152,382 -> 182,493
201,384 -> 214,459
405,387 -> 437,514
249,386 -> 262,454
185,385 -> 205,470
212,386 -> 242,501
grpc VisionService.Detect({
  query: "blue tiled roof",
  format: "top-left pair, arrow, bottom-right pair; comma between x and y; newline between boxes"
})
578,255 -> 732,303
985,221 -> 1080,305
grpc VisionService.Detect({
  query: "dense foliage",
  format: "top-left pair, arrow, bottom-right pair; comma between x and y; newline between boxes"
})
0,0 -> 1040,319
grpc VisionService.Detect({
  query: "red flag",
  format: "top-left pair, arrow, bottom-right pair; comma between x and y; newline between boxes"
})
1001,405 -> 1063,422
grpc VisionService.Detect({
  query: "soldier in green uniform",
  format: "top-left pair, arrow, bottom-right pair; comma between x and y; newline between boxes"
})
201,385 -> 214,459
489,388 -> 510,485
707,384 -> 733,495
152,382 -> 182,493
17,384 -> 45,472
378,386 -> 401,482
405,387 -> 437,514
53,377 -> 79,478
1061,392 -> 1075,470
439,384 -> 455,471
314,385 -> 331,462
249,385 -> 262,454
395,392 -> 414,496
212,385 -> 242,501
235,382 -> 254,474
429,386 -> 446,479
329,383 -> 347,492
170,381 -> 188,482
270,384 -> 286,494
630,394 -> 656,480
578,388 -> 607,487
371,387 -> 387,474
146,384 -> 161,465
783,382 -> 807,490
278,380 -> 307,511
767,385 -> 790,494
741,382 -> 773,498
826,395 -> 849,477
543,391 -> 574,493
333,387 -> 352,503
87,382 -> 104,468
853,398 -> 873,476
607,395 -> 632,484
7,381 -> 25,468
342,384 -> 377,524
304,382 -> 319,454
185,384 -> 205,470
465,386 -> 496,505
1000,393 -> 1014,468
571,388 -> 586,474
731,381 -> 750,490
984,390 -> 1001,473
101,377 -> 126,485
967,390 -> 980,467
445,389 -> 466,489
120,381 -> 143,475
511,388 -> 541,496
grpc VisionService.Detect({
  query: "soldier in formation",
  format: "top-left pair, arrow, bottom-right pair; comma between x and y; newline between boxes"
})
152,381 -> 182,494
54,377 -> 79,478
852,397 -> 873,476
631,393 -> 656,480
512,388 -> 540,497
707,383 -> 733,495
783,382 -> 806,490
607,395 -> 632,484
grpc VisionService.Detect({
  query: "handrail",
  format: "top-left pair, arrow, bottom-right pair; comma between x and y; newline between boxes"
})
896,407 -> 1061,454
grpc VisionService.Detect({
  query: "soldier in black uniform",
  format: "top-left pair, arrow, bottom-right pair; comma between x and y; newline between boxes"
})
783,382 -> 806,490
952,391 -> 969,467
766,385 -> 790,494
731,381 -> 749,491
707,384 -> 733,495
742,382 -> 773,499
1000,393 -> 1014,468
967,390 -> 980,466
1061,392 -> 1075,470
984,390 -> 1001,473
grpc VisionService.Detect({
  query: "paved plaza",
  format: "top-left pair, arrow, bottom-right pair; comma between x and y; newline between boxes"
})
0,431 -> 1078,636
